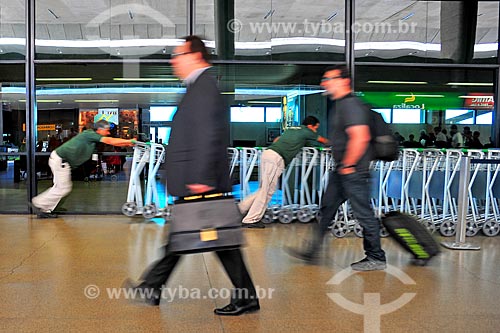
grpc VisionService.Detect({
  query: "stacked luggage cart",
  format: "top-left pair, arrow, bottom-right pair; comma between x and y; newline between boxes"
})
121,142 -> 167,219
233,146 -> 500,238
120,142 -> 500,238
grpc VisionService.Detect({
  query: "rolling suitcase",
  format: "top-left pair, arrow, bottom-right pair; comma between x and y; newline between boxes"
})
382,211 -> 440,266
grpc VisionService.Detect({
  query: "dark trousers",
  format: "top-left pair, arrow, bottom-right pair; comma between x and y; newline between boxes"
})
315,170 -> 386,262
141,244 -> 257,304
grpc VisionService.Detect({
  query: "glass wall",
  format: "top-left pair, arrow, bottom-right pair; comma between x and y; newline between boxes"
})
474,1 -> 499,62
35,0 -> 186,59
0,64 -> 27,212
355,66 -> 495,147
1,0 -> 499,214
0,0 -> 25,59
355,1 -> 499,64
231,0 -> 345,61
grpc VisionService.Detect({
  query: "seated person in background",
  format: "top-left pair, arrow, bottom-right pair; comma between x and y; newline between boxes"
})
434,127 -> 448,148
467,131 -> 484,149
419,130 -> 430,147
484,137 -> 495,149
393,132 -> 405,145
450,124 -> 464,148
403,134 -> 423,148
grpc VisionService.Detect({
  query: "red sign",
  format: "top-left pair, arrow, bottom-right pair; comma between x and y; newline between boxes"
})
463,93 -> 494,109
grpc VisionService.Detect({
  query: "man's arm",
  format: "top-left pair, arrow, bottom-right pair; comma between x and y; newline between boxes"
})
339,125 -> 371,174
100,137 -> 135,147
317,136 -> 331,146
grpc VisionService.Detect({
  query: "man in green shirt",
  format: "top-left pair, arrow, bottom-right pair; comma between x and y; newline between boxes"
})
31,120 -> 135,218
239,116 -> 329,228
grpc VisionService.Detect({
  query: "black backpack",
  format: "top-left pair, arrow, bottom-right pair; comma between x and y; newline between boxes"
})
368,108 -> 399,161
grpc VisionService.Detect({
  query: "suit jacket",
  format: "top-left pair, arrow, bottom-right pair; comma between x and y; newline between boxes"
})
165,69 -> 231,197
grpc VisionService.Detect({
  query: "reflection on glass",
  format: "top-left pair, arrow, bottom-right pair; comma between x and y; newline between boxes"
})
355,1 -> 440,61
392,109 -> 422,124
157,127 -> 171,144
231,107 -> 264,122
474,1 -> 499,60
149,106 -> 177,121
476,110 -> 493,125
0,1 -> 25,59
372,108 -> 391,123
234,0 -> 345,60
265,107 -> 282,122
445,109 -> 474,124
35,0 -> 186,59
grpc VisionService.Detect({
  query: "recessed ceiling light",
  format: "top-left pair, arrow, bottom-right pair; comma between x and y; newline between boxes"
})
446,82 -> 493,86
19,99 -> 62,103
367,80 -> 428,85
74,99 -> 119,103
36,78 -> 93,81
459,95 -> 493,98
247,101 -> 282,104
113,78 -> 178,81
395,94 -> 444,98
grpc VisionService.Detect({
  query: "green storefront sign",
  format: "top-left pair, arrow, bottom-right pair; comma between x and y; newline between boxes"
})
356,92 -> 464,110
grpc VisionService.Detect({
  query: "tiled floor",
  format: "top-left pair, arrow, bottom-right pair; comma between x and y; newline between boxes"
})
1,215 -> 500,332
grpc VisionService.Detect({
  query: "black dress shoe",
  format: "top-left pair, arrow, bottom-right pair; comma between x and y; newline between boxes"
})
37,211 -> 59,219
122,278 -> 161,306
242,221 -> 265,228
214,300 -> 260,316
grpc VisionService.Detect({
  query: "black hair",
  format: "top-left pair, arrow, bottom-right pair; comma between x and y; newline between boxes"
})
183,35 -> 211,63
302,116 -> 320,126
323,64 -> 350,79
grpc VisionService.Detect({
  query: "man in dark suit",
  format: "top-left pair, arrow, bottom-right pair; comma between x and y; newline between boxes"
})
124,36 -> 259,316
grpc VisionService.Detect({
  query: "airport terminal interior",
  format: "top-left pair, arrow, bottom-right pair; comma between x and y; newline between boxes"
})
2,0 -> 500,332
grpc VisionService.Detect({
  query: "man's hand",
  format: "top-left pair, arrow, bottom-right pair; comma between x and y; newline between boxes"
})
186,184 -> 215,194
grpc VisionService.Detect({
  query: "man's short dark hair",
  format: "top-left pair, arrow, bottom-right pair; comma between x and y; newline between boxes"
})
183,35 -> 211,63
324,65 -> 350,79
94,120 -> 110,130
302,116 -> 320,126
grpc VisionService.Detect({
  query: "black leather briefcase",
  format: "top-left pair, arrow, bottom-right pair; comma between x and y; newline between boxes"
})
167,194 -> 244,254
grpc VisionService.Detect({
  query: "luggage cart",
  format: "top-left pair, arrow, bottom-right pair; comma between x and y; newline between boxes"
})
142,143 -> 166,218
484,149 -> 500,236
122,141 -> 150,217
296,147 -> 320,223
239,147 -> 259,200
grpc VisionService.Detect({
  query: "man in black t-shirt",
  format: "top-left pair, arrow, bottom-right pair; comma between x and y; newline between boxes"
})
288,65 -> 386,271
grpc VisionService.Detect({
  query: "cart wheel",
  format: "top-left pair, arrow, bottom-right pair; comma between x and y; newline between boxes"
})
379,225 -> 390,238
262,209 -> 274,224
110,174 -> 118,182
84,177 -> 89,182
482,220 -> 500,237
439,220 -> 456,237
353,222 -> 364,237
162,208 -> 172,221
122,202 -> 137,216
465,221 -> 479,237
143,204 -> 157,219
297,207 -> 313,223
270,205 -> 281,219
422,220 -> 436,233
331,220 -> 349,238
278,208 -> 294,224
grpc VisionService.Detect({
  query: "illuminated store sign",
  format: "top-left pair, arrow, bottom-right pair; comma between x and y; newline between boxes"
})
462,94 -> 494,109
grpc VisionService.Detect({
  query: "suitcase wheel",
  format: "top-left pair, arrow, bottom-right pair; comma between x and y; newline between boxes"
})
410,258 -> 430,266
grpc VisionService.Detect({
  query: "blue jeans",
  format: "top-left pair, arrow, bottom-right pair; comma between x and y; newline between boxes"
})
315,170 -> 386,262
